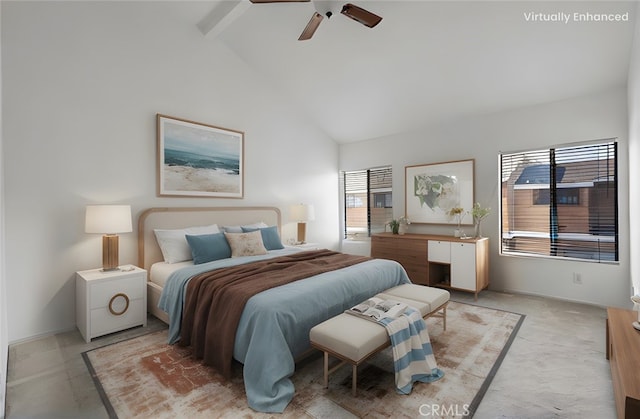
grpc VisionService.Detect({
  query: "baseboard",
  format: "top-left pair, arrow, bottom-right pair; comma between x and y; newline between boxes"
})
495,287 -> 609,310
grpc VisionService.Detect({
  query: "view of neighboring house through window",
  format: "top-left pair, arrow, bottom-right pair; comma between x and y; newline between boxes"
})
342,166 -> 392,240
500,140 -> 618,262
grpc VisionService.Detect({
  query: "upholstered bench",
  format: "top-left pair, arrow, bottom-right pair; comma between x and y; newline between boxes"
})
379,284 -> 450,330
309,284 -> 449,395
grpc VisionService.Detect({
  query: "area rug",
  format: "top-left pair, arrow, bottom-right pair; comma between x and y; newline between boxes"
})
83,301 -> 524,418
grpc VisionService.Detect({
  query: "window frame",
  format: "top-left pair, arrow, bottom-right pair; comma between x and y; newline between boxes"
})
499,139 -> 618,263
342,166 -> 393,240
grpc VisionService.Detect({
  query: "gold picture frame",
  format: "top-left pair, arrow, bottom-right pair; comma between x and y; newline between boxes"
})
405,159 -> 475,224
157,114 -> 244,198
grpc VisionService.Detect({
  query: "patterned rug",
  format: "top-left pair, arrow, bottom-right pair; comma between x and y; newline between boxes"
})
83,301 -> 524,418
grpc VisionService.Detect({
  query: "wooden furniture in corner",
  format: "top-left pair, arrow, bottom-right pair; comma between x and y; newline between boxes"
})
606,308 -> 640,419
371,232 -> 489,299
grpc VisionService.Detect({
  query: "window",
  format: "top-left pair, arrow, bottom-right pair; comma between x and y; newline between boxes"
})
500,140 -> 618,262
533,188 -> 580,206
373,192 -> 392,208
342,167 -> 392,240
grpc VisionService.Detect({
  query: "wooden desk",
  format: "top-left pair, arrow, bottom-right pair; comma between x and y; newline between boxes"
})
606,308 -> 640,419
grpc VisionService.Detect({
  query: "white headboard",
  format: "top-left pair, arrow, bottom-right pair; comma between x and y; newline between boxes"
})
137,206 -> 281,273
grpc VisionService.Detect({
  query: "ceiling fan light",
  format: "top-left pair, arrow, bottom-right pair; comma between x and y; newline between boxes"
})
340,3 -> 382,28
299,12 -> 323,41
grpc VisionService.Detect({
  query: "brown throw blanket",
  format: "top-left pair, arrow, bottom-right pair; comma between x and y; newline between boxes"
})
179,249 -> 371,378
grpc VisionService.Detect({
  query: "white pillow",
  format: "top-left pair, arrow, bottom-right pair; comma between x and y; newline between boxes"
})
222,221 -> 268,233
224,230 -> 268,257
154,224 -> 220,263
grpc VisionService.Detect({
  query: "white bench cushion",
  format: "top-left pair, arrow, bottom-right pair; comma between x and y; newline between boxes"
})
374,293 -> 430,317
383,284 -> 450,313
309,313 -> 388,363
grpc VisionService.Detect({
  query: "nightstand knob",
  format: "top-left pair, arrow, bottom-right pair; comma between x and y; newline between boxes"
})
108,293 -> 130,316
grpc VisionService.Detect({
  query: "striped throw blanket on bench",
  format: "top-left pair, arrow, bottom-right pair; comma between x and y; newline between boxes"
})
379,307 -> 444,394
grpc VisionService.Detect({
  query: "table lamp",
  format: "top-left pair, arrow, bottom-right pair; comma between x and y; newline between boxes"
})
290,204 -> 315,244
85,205 -> 132,271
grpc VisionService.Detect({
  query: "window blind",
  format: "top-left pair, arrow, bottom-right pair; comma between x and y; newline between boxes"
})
500,140 -> 618,262
342,166 -> 392,239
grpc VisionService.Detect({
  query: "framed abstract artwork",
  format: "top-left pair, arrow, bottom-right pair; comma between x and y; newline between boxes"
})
157,114 -> 244,198
405,159 -> 475,224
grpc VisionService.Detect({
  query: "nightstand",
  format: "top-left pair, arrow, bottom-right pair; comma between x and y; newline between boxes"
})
76,266 -> 147,343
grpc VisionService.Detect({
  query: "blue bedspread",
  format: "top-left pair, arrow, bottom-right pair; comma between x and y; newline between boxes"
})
158,248 -> 411,413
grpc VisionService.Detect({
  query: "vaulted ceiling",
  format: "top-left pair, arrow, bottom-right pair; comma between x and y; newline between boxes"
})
193,1 -> 637,143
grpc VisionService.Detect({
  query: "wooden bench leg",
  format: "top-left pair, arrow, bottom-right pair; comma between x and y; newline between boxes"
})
321,351 -> 358,396
352,364 -> 357,396
323,351 -> 329,388
443,306 -> 447,331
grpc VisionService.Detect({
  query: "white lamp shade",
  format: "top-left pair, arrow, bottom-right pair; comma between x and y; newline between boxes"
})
290,204 -> 315,222
85,205 -> 132,234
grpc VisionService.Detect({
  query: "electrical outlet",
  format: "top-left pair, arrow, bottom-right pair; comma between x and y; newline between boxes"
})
573,273 -> 583,284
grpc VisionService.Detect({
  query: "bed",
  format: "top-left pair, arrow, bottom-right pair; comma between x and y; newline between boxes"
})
138,206 -> 411,413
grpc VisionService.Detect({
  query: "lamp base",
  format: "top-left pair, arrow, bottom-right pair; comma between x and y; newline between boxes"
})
102,234 -> 120,271
297,222 -> 307,244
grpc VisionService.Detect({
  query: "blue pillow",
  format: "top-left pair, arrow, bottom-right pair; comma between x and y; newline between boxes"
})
241,225 -> 284,250
185,233 -> 232,264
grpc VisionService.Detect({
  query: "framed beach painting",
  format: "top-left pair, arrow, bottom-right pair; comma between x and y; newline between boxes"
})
157,114 -> 244,198
405,159 -> 474,224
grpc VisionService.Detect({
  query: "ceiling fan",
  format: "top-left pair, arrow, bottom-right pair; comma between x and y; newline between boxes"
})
249,0 -> 383,41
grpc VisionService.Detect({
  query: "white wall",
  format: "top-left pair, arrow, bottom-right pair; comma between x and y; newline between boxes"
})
0,3 -> 7,415
340,87 -> 630,309
629,3 -> 640,299
1,2 -> 339,342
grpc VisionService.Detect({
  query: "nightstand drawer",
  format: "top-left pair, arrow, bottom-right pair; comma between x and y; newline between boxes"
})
90,298 -> 145,337
89,274 -> 145,309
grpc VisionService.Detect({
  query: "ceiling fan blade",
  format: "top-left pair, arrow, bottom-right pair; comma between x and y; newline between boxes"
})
298,12 -> 323,41
340,3 -> 382,28
250,0 -> 309,3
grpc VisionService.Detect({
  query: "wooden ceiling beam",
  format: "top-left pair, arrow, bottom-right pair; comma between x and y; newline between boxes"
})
197,0 -> 251,39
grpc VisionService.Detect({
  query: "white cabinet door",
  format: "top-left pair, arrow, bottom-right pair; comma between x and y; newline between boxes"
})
451,242 -> 476,291
428,240 -> 450,263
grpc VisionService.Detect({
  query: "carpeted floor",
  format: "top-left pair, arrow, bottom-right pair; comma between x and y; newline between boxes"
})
83,301 -> 524,418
